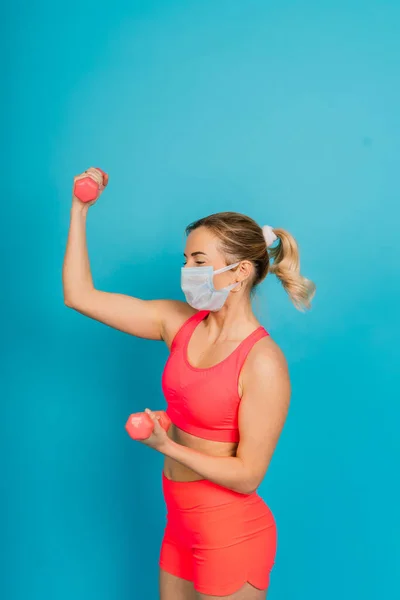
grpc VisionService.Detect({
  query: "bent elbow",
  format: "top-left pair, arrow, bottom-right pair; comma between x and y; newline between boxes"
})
64,296 -> 74,308
63,288 -> 93,310
237,481 -> 257,495
243,486 -> 257,495
64,293 -> 82,310
63,292 -> 79,309
242,475 -> 262,495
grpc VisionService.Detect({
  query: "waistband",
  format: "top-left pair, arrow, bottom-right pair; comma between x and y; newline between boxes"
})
162,471 -> 258,510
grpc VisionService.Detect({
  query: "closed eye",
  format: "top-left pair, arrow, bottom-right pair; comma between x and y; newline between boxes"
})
183,251 -> 208,266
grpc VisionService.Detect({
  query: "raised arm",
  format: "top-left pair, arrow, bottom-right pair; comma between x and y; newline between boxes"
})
62,168 -> 192,343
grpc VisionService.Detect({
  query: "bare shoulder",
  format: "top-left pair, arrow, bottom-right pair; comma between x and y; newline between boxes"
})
242,334 -> 291,395
158,300 -> 196,348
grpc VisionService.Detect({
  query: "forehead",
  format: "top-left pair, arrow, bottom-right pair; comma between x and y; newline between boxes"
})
185,227 -> 222,257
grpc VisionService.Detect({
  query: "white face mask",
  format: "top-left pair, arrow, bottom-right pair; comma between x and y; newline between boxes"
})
181,262 -> 240,312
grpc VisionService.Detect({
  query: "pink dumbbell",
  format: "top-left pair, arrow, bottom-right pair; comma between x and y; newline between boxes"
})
125,411 -> 171,441
74,168 -> 108,202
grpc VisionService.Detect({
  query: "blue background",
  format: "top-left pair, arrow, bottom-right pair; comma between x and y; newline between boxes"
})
2,1 -> 399,599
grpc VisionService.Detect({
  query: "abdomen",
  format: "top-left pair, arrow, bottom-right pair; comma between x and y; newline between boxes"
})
163,424 -> 239,482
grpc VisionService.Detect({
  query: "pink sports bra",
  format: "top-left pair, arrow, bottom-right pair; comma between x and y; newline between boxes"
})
162,310 -> 269,443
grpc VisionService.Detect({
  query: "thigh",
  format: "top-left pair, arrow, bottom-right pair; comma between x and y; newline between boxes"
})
196,581 -> 267,600
159,520 -> 196,599
160,568 -> 197,600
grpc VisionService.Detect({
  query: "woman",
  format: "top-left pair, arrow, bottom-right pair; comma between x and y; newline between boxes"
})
63,168 -> 316,600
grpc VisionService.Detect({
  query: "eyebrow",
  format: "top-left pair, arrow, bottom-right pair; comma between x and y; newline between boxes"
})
183,251 -> 208,258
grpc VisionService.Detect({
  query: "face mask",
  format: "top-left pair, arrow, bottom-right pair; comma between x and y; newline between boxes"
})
181,262 -> 240,312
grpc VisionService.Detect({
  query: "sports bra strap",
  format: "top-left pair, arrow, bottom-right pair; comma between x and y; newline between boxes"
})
233,326 -> 269,372
170,310 -> 209,351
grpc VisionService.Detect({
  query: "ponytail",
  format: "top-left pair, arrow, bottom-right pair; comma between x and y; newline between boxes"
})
268,228 -> 316,311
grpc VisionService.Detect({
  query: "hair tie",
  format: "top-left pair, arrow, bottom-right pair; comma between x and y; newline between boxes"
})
262,225 -> 278,247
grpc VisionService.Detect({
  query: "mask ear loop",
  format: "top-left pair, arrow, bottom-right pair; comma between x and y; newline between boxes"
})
213,261 -> 240,275
221,261 -> 246,293
228,260 -> 250,293
211,262 -> 241,294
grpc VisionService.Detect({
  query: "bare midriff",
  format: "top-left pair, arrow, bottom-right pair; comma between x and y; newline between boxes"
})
163,423 -> 238,482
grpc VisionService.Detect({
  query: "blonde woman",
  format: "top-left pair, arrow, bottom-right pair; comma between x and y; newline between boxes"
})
63,168 -> 316,600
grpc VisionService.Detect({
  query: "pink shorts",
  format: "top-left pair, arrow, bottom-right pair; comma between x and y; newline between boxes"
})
159,472 -> 277,596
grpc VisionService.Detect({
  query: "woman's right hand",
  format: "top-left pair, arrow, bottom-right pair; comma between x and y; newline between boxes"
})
72,167 -> 107,208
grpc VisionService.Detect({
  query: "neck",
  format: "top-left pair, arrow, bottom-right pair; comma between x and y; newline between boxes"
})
203,298 -> 259,340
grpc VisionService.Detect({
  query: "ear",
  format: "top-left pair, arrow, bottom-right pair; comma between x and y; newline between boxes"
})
236,260 -> 253,282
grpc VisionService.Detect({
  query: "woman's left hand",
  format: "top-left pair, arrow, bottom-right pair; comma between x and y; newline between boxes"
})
139,409 -> 171,452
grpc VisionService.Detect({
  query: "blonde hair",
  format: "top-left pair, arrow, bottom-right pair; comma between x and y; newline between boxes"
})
185,211 -> 316,312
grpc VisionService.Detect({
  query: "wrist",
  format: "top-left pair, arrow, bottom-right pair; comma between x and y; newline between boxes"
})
71,201 -> 89,218
159,436 -> 175,455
